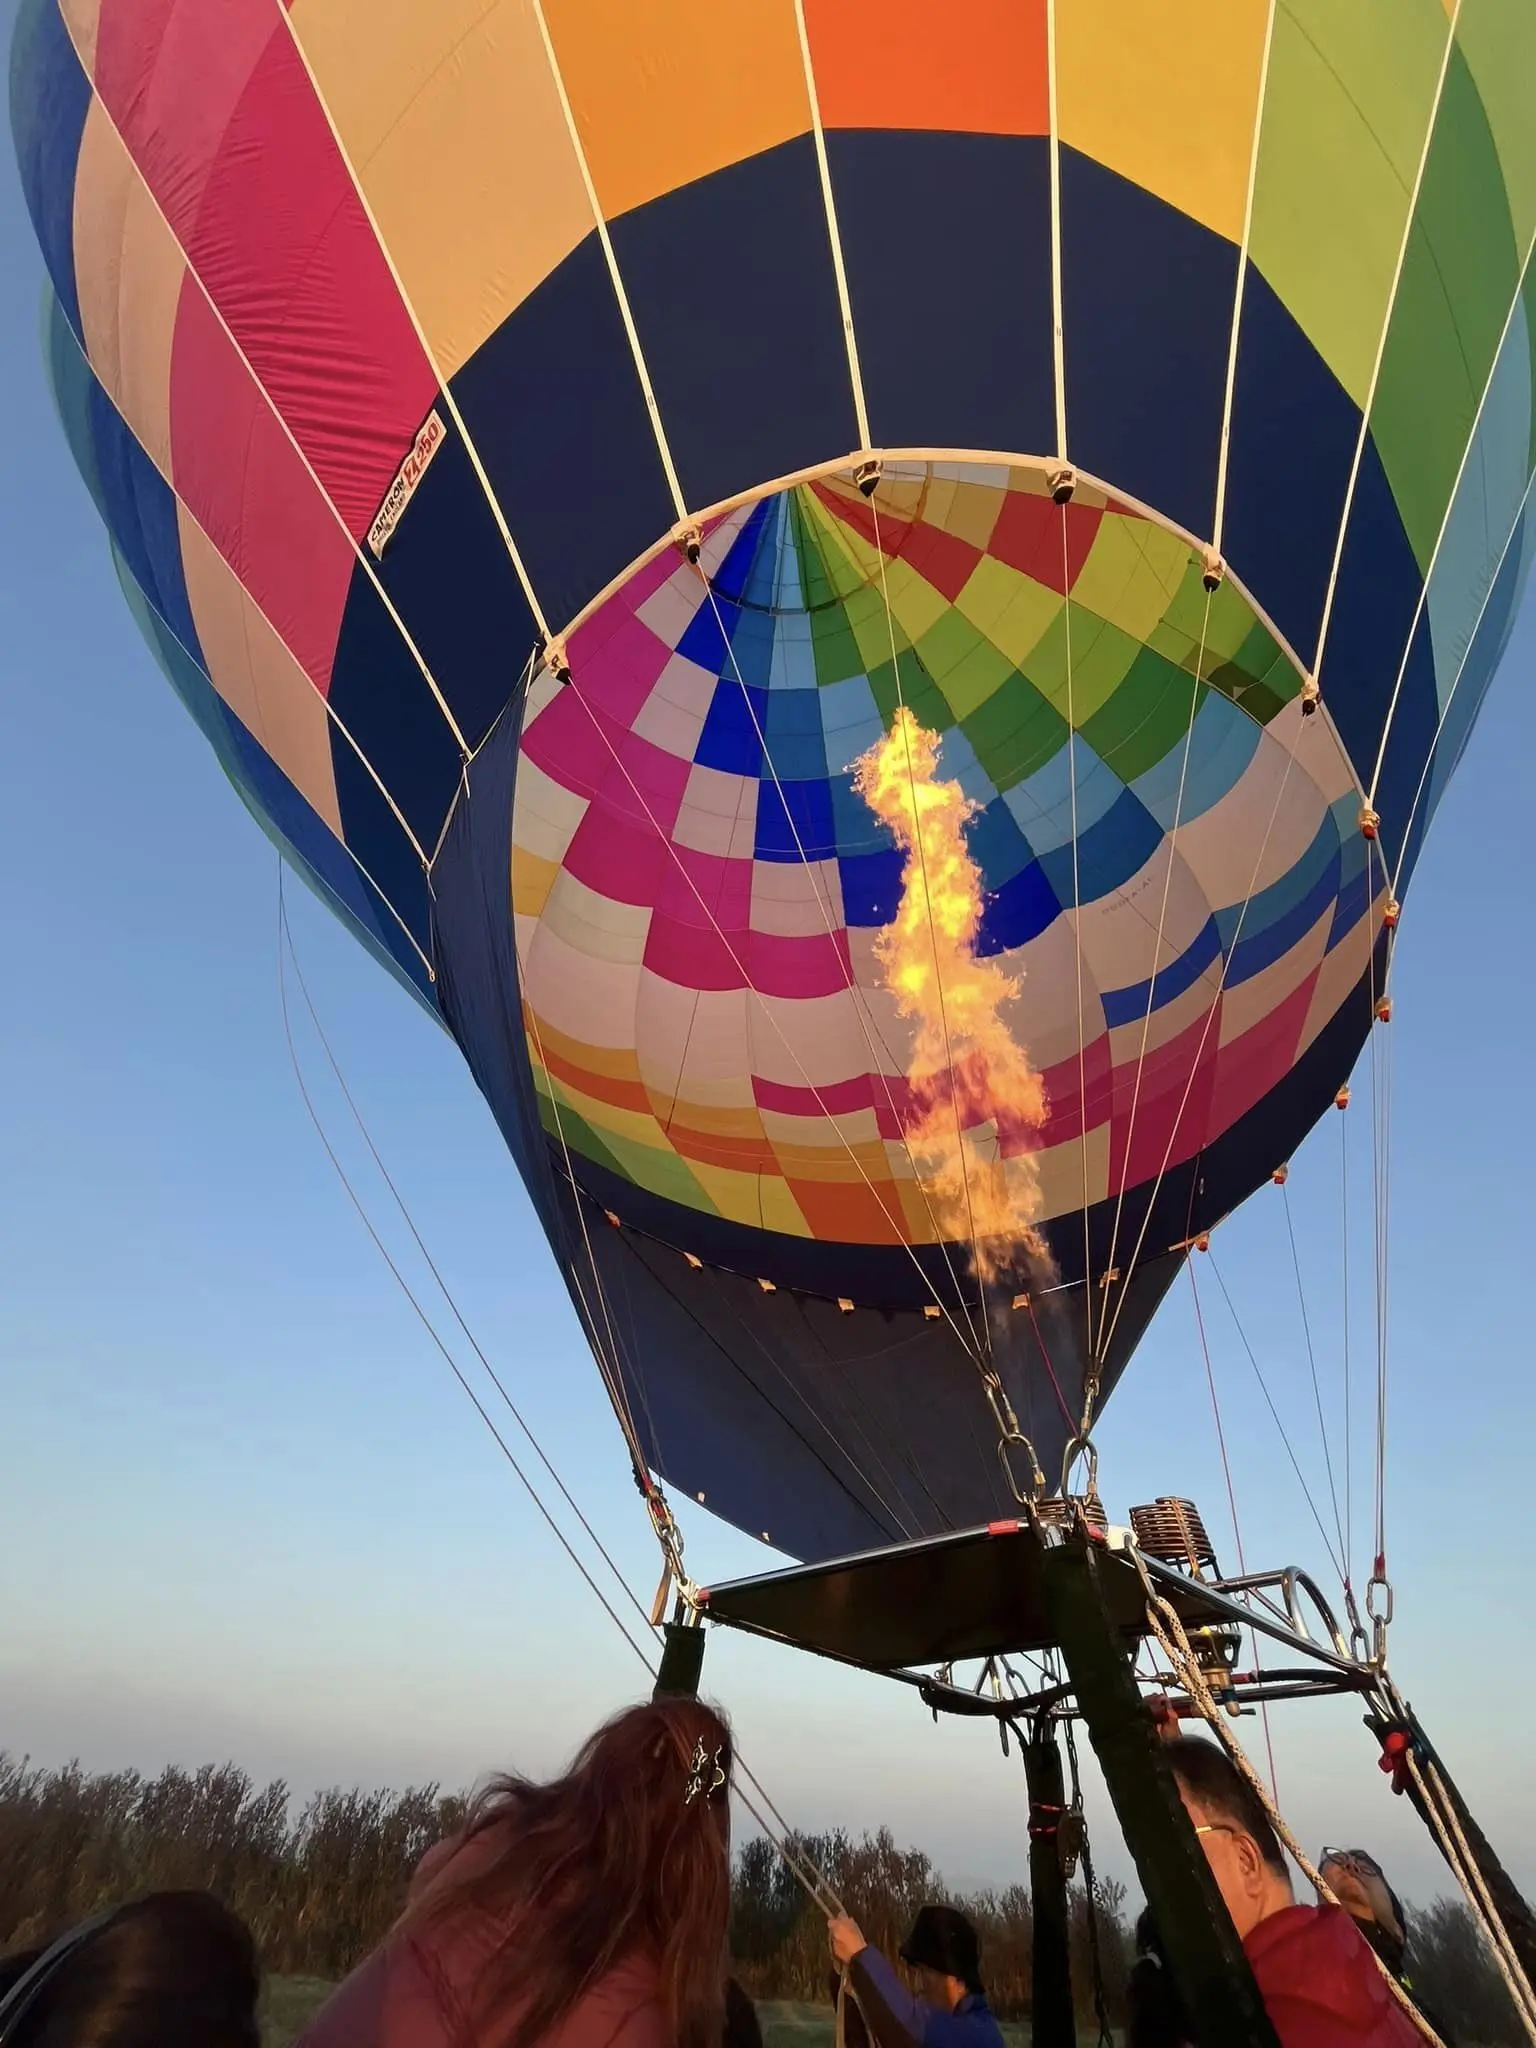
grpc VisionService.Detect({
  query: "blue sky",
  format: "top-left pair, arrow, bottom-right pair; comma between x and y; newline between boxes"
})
3,21 -> 1534,1912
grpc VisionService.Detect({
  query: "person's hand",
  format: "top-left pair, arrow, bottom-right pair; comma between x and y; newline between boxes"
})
828,1915 -> 867,1965
1147,1693 -> 1184,1743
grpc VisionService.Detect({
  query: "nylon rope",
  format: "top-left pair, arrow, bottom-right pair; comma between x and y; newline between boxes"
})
64,10 -> 476,754
1205,1247 -> 1346,1585
1210,0 -> 1278,560
1366,209 -> 1536,809
1187,1260 -> 1280,1801
694,538 -> 982,1339
281,881 -> 653,1592
1094,730 -> 1304,1375
45,306 -> 439,894
866,486 -> 999,1362
1062,501 -> 1096,1385
1310,0 -> 1463,696
1340,1090 -> 1354,1586
1093,580 -> 1216,1365
686,1262 -> 932,1542
1281,1178 -> 1347,1577
543,672 -> 990,1369
1373,1669 -> 1536,2038
276,2 -> 551,635
280,871 -> 849,1920
1045,0 -> 1067,461
277,874 -> 655,1662
1402,1747 -> 1536,2040
788,0 -> 870,449
1367,864 -> 1390,1588
1387,454 -> 1536,908
517,944 -> 658,1486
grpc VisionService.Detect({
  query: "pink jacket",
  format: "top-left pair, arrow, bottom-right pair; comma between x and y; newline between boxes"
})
296,1836 -> 667,2048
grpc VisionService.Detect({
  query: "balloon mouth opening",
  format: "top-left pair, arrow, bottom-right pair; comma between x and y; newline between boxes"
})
516,451 -> 1377,1286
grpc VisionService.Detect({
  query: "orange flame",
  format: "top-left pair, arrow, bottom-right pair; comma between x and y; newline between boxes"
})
854,707 -> 1050,1282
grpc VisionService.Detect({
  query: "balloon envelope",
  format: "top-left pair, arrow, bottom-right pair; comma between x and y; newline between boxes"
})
14,0 -> 1534,1558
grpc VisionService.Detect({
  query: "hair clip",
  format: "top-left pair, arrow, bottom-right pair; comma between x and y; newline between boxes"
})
684,1738 -> 728,1805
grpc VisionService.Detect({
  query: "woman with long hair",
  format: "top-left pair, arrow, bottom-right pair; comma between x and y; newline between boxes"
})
299,1695 -> 734,2048
0,1890 -> 260,2048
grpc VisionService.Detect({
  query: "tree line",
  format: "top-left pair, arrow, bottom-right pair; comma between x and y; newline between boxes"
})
0,1753 -> 1525,2038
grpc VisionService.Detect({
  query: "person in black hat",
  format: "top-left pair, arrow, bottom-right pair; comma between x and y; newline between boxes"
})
828,1905 -> 1004,2048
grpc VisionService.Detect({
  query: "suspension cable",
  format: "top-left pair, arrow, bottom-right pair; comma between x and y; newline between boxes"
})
865,485 -> 997,1359
1281,1177 -> 1347,1576
1094,580 -> 1216,1364
692,514 -> 982,1340
1187,1260 -> 1280,1800
1340,1094 -> 1354,1585
279,874 -> 847,1918
280,877 -> 654,1613
1205,1250 -> 1347,1586
544,666 -> 990,1370
277,876 -> 658,1664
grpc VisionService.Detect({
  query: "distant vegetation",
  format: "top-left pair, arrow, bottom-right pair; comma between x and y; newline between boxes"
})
0,1753 -> 1525,2040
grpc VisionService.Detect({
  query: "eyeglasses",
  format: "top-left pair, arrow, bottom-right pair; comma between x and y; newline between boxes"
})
1321,1847 -> 1385,1879
1194,1824 -> 1238,1839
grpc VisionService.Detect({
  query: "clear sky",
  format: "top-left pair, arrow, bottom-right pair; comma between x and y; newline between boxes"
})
3,13 -> 1533,1915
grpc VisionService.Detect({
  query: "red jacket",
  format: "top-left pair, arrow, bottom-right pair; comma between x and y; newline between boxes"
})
295,1937 -> 663,2048
1246,1905 -> 1426,2046
295,1832 -> 666,2048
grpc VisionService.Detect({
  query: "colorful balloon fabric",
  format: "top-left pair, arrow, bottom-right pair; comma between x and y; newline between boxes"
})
14,0 -> 1535,1560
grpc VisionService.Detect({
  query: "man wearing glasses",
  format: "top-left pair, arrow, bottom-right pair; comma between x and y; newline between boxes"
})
1153,1739 -> 1427,2045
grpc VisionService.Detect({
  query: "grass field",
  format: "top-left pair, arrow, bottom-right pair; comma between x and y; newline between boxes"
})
259,1985 -> 1075,2048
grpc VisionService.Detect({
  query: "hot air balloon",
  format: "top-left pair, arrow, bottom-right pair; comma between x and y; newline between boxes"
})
14,1 -> 1536,2039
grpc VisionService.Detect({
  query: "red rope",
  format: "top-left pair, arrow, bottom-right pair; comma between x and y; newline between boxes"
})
1027,1299 -> 1080,1433
1188,1261 -> 1281,1804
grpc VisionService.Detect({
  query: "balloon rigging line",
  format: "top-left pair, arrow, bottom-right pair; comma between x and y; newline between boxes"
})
1209,0 -> 1279,560
516,981 -> 655,1483
276,874 -> 656,1665
1281,1177 -> 1347,1578
1374,1670 -> 1536,2038
1386,452 -> 1536,910
1024,1297 -> 1079,1436
1063,501 -> 1095,1380
544,667 -> 994,1370
57,11 -> 475,756
1340,1084 -> 1354,1584
702,1282 -> 931,1542
277,869 -> 851,1922
1309,0 -> 1463,697
275,1 -> 552,638
1204,1249 -> 1348,1587
1187,1260 -> 1280,1802
1045,0 -> 1067,462
279,880 -> 652,1580
43,318 -> 439,909
524,0 -> 689,524
867,487 -> 999,1367
1094,731 -> 1304,1378
692,542 -> 983,1344
789,0 -> 872,450
1092,578 -> 1218,1365
1366,209 -> 1536,811
1367,900 -> 1393,1583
